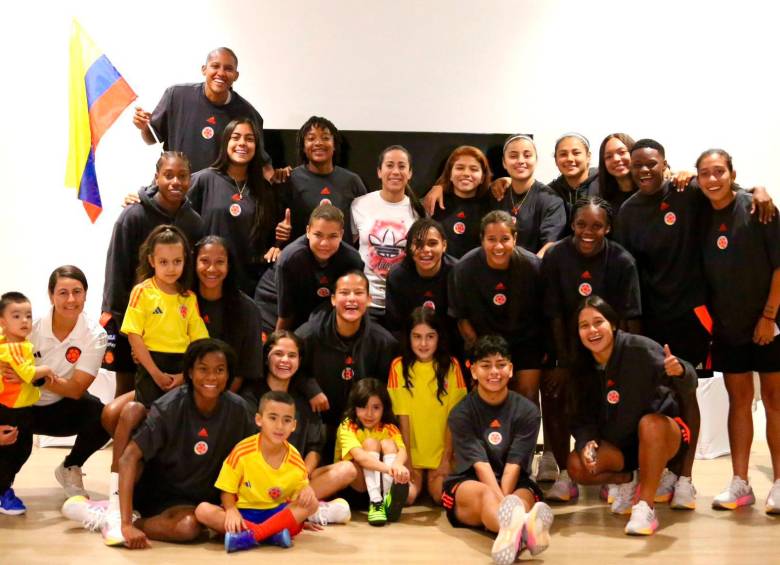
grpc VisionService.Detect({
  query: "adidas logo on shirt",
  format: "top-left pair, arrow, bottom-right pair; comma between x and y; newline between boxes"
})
153,307 -> 163,314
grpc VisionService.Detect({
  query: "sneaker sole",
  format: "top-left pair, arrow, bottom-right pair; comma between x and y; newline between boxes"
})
766,504 -> 780,515
0,507 -> 26,516
546,487 -> 578,503
625,518 -> 658,536
103,534 -> 125,547
654,492 -> 673,503
492,504 -> 525,565
386,482 -> 409,522
712,494 -> 755,510
525,503 -> 553,556
55,467 -> 88,498
670,498 -> 696,510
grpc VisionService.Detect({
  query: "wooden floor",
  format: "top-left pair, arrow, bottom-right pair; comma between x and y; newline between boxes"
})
3,438 -> 778,564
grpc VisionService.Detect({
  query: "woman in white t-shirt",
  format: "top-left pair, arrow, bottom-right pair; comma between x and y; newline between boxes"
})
350,145 -> 425,323
0,266 -> 108,506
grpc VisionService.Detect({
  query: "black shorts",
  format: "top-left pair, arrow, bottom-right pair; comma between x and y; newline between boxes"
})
101,316 -> 136,373
133,470 -> 199,517
135,352 -> 184,408
441,475 -> 543,529
617,416 -> 691,472
509,340 -> 545,371
712,337 -> 780,373
645,308 -> 712,371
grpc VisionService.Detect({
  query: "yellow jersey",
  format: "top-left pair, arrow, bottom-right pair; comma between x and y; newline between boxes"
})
0,336 -> 40,408
334,418 -> 405,462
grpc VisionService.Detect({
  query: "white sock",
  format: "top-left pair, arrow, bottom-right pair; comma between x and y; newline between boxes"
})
382,453 -> 396,495
108,472 -> 119,512
363,452 -> 382,503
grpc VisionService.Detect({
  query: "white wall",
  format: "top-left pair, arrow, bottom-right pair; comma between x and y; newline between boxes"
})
2,0 -> 778,316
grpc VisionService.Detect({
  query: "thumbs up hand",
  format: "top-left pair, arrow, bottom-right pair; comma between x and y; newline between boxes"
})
275,208 -> 292,243
663,344 -> 684,377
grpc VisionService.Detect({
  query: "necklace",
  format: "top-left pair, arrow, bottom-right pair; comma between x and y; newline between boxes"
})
231,179 -> 248,202
509,183 -> 534,217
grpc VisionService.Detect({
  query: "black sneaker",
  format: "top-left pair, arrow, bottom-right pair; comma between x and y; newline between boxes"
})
384,482 -> 409,522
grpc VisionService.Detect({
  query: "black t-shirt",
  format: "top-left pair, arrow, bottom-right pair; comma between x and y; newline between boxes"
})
702,191 -> 780,345
255,235 -> 364,331
254,380 -> 326,457
547,168 -> 600,229
284,165 -> 367,240
150,83 -> 270,173
385,255 -> 455,331
447,390 -> 540,484
448,247 -> 543,347
433,193 -> 494,259
542,236 -> 641,322
496,181 -> 566,254
614,182 -> 707,320
132,386 -> 257,506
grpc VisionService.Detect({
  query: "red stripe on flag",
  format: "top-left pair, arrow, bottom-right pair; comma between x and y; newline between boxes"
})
88,77 -> 136,148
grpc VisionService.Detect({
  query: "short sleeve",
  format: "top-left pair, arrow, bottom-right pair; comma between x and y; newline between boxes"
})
214,451 -> 243,494
149,86 -> 172,144
386,424 -> 406,451
337,421 -> 363,459
387,359 -> 410,416
538,197 -> 566,245
121,285 -> 148,337
74,324 -> 108,377
4,342 -> 36,382
187,295 -> 210,341
446,361 -> 468,413
506,402 -> 540,469
449,403 -> 488,472
132,402 -> 168,461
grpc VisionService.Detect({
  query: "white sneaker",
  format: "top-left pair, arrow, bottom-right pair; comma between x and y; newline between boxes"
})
611,473 -> 637,515
712,476 -> 755,510
670,476 -> 697,510
765,479 -> 780,515
625,500 -> 658,535
522,501 -> 553,556
536,451 -> 559,482
61,495 -> 108,531
308,498 -> 351,525
491,495 -> 525,565
654,469 -> 677,503
607,484 -> 619,504
55,463 -> 88,498
102,509 -> 139,546
545,470 -> 579,502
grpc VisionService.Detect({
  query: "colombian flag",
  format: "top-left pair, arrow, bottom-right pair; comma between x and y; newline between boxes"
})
65,19 -> 136,222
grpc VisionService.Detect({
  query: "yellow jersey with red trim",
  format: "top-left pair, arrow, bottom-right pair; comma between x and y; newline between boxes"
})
0,336 -> 40,408
120,278 -> 208,353
387,356 -> 467,469
334,418 -> 405,462
215,433 -> 309,510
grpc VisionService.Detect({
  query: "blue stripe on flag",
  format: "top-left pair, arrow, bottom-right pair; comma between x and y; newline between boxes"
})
78,147 -> 102,208
85,55 -> 121,110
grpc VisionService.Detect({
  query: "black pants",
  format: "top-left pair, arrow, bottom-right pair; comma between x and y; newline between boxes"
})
0,405 -> 34,493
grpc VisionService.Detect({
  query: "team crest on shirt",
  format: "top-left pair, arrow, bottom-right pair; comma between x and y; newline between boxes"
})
317,287 -> 331,297
453,221 -> 466,235
488,431 -> 503,445
229,203 -> 242,217
493,293 -> 507,306
607,390 -> 620,404
320,198 -> 332,206
268,487 -> 282,500
423,300 -> 436,311
717,236 -> 728,250
664,212 -> 676,226
194,440 -> 209,455
342,367 -> 354,381
65,346 -> 82,364
578,282 -> 593,297
201,126 -> 215,139
179,305 -> 188,318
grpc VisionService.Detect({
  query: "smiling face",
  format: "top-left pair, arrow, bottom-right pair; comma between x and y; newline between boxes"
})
355,394 -> 384,429
578,306 -> 615,361
411,227 -> 446,277
481,221 -> 516,270
190,350 -> 229,401
227,122 -> 257,166
630,148 -> 667,194
267,337 -> 300,381
201,50 -> 238,102
603,137 -> 631,179
470,353 -> 513,394
410,322 -> 438,363
331,273 -> 370,324
0,301 -> 33,341
450,155 -> 484,198
196,242 -> 228,292
155,156 -> 191,207
49,277 -> 86,324
555,137 -> 590,182
697,152 -> 736,208
306,218 -> 343,263
572,204 -> 609,257
503,138 -> 537,183
377,149 -> 412,197
303,125 -> 335,166
149,242 -> 185,290
257,400 -> 296,445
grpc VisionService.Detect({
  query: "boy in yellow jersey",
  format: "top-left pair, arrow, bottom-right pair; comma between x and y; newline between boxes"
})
195,390 -> 319,552
0,292 -> 54,515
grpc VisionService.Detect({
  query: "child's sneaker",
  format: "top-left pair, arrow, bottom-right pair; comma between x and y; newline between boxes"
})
611,473 -> 638,515
492,495 -> 526,565
368,500 -> 387,526
654,468 -> 677,503
670,476 -> 697,510
61,495 -> 108,531
55,463 -> 88,498
384,481 -> 409,523
545,470 -> 579,502
523,501 -> 554,556
262,528 -> 292,548
625,500 -> 658,535
0,488 -> 26,515
765,479 -> 780,515
712,476 -> 755,510
309,498 -> 352,525
536,451 -> 559,482
225,529 -> 258,553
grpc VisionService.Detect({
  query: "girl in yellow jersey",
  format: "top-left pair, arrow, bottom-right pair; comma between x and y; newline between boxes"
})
388,307 -> 467,505
334,378 -> 410,526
